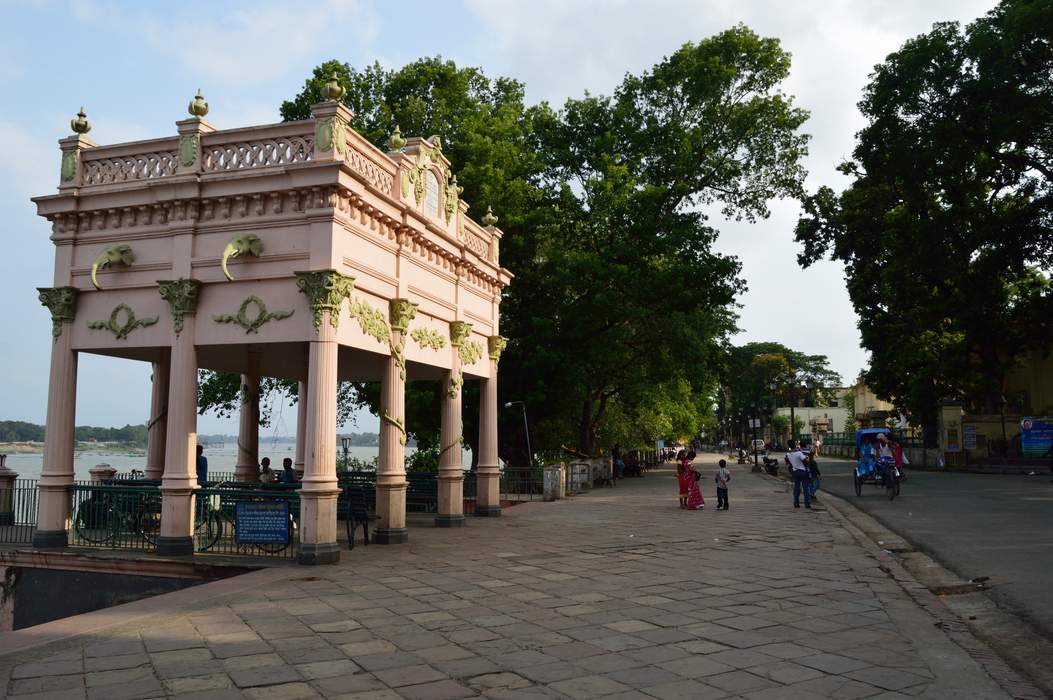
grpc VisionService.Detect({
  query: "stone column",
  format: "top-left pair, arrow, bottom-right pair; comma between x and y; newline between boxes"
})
234,351 -> 261,483
295,271 -> 354,564
295,379 -> 308,475
437,322 -> 470,527
156,279 -> 202,556
376,299 -> 417,544
33,287 -> 80,548
476,336 -> 507,517
144,351 -> 169,480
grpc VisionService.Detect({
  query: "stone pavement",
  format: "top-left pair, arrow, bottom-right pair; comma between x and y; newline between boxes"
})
0,455 -> 1015,699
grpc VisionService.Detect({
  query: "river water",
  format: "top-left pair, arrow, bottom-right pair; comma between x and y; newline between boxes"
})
2,443 -> 470,481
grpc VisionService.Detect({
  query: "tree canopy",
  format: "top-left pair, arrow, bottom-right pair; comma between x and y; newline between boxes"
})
199,26 -> 811,461
795,0 -> 1053,433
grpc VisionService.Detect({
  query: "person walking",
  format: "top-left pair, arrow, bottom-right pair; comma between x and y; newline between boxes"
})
715,459 -> 731,510
676,449 -> 689,509
786,443 -> 812,509
195,444 -> 208,485
685,451 -> 704,510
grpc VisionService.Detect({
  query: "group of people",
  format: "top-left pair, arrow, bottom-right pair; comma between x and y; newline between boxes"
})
194,445 -> 299,485
675,449 -> 731,511
784,440 -> 821,509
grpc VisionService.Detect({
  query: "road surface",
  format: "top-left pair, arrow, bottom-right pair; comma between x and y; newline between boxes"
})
820,457 -> 1053,640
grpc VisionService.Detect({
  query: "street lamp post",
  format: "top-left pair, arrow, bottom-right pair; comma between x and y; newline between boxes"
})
504,401 -> 533,468
340,436 -> 351,467
750,404 -> 759,470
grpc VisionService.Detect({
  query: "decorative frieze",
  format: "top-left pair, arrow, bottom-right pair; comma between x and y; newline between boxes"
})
213,296 -> 294,334
348,297 -> 389,343
38,286 -> 79,338
87,303 -> 158,340
157,279 -> 203,335
295,270 -> 354,331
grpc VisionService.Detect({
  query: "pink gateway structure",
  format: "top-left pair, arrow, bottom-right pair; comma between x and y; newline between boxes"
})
31,80 -> 512,564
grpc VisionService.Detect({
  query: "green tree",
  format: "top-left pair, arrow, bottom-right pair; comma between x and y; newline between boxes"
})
199,27 -> 810,461
795,0 -> 1053,439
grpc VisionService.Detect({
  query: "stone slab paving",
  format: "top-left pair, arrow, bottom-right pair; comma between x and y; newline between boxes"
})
0,455 -> 1014,699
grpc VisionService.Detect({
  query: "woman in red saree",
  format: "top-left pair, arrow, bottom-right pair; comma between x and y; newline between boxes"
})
685,451 -> 704,510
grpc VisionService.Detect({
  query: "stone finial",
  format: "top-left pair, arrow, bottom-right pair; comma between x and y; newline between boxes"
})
388,125 -> 406,151
481,206 -> 498,228
188,89 -> 209,117
321,71 -> 345,101
70,107 -> 91,135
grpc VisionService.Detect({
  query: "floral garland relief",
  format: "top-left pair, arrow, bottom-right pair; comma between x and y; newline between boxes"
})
88,304 -> 158,340
459,340 -> 485,367
213,296 -> 294,334
410,327 -> 446,351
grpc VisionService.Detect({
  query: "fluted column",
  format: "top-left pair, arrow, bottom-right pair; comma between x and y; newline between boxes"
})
33,287 -> 80,548
437,322 -> 469,527
295,379 -> 308,474
234,351 -> 261,483
156,279 -> 202,556
144,350 -> 170,480
476,336 -> 507,517
376,299 -> 417,544
295,271 -> 354,564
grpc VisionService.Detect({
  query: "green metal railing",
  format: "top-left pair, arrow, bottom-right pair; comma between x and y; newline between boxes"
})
69,483 -> 161,551
501,467 -> 544,501
0,479 -> 39,544
194,486 -> 300,559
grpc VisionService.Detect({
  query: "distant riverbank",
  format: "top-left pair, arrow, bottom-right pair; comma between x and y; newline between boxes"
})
0,441 -> 145,455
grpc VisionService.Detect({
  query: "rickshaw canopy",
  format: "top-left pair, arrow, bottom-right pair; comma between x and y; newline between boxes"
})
854,427 -> 892,447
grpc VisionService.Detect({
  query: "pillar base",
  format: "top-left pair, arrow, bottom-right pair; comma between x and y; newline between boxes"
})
297,542 -> 340,565
374,528 -> 408,544
32,529 -> 68,548
474,505 -> 502,517
434,515 -> 465,528
155,536 -> 194,556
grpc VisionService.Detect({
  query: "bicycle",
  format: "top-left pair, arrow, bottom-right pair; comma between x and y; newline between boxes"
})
73,487 -> 161,547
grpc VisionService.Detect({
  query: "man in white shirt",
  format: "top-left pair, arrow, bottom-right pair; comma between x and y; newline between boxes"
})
785,440 -> 812,509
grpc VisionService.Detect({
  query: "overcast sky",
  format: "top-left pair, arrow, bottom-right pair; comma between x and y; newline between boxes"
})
0,0 -> 997,435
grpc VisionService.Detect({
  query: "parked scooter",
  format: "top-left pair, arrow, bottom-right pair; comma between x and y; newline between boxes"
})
762,453 -> 780,475
736,448 -> 750,465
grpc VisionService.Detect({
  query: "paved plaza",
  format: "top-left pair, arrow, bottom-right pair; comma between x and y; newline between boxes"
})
0,456 -> 1021,699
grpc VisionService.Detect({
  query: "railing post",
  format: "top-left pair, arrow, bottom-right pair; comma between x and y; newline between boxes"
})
176,91 -> 215,175
58,107 -> 95,190
88,463 -> 117,484
0,456 -> 18,527
311,76 -> 353,164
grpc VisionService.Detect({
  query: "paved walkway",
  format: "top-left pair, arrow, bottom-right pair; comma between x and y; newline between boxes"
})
0,456 -> 1014,699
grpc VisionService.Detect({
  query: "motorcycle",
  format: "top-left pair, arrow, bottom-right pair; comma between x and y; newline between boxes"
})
736,448 -> 750,465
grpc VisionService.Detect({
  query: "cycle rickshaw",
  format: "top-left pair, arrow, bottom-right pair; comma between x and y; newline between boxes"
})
853,427 -> 901,500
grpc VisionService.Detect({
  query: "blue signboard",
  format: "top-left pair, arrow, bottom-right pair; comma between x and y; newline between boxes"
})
235,501 -> 290,545
1020,417 -> 1053,458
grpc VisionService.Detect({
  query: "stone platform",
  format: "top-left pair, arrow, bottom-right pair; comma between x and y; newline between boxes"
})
0,455 -> 1017,699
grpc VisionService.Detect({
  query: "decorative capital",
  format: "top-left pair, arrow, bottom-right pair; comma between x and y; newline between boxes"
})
70,107 -> 91,135
481,206 -> 498,228
221,234 -> 263,281
388,125 -> 406,151
295,270 -> 355,330
157,279 -> 203,335
321,71 -> 345,101
389,298 -> 418,332
450,320 -> 473,347
488,335 -> 508,362
38,286 -> 79,338
91,244 -> 134,290
188,89 -> 209,118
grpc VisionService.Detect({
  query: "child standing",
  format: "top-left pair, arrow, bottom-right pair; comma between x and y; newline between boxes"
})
676,449 -> 689,509
715,459 -> 731,510
685,451 -> 704,510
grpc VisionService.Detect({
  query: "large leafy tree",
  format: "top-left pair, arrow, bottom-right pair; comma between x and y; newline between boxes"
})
795,0 -> 1053,437
199,26 -> 810,461
717,341 -> 841,442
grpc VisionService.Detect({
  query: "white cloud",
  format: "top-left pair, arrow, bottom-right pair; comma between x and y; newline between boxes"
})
136,0 -> 382,87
